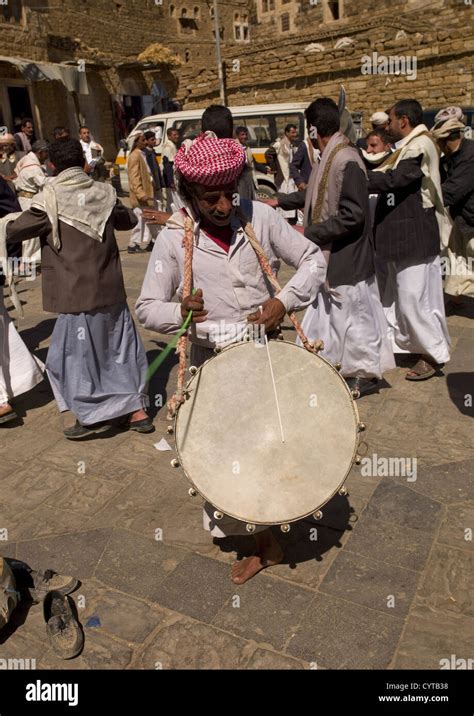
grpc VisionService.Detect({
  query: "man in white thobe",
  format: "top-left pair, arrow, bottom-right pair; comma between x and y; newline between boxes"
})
368,99 -> 451,380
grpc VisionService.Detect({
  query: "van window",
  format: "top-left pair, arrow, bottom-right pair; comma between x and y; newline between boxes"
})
135,120 -> 165,145
169,118 -> 202,141
234,112 -> 304,147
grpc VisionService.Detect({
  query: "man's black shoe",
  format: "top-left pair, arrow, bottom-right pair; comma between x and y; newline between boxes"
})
127,245 -> 143,254
63,420 -> 113,440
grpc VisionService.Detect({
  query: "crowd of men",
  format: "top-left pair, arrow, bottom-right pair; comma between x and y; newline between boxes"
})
0,96 -> 473,581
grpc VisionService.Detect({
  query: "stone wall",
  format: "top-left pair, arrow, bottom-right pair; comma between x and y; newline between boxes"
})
177,0 -> 473,128
0,0 -> 471,154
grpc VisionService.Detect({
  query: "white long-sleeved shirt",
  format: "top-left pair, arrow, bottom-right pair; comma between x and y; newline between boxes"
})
135,201 -> 327,349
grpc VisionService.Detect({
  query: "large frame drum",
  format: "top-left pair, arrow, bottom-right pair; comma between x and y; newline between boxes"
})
174,340 -> 362,527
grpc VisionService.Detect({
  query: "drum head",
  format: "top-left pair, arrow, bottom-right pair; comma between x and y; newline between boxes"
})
175,340 -> 359,525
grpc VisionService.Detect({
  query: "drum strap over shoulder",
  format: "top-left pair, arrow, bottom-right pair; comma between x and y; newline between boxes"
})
235,206 -> 324,355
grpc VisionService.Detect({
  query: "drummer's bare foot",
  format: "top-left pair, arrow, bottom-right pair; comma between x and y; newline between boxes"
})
231,529 -> 283,585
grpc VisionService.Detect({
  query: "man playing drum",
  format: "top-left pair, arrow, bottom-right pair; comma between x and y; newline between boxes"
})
136,132 -> 327,584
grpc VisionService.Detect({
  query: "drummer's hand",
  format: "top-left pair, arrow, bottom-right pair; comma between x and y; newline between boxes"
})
247,298 -> 286,332
181,288 -> 208,323
260,198 -> 278,209
143,209 -> 171,225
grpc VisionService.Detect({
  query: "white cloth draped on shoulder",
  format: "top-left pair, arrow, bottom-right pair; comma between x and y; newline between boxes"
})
0,292 -> 44,404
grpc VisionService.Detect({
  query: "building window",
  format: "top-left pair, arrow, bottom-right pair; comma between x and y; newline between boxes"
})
210,6 -> 214,19
181,8 -> 187,18
243,24 -> 249,41
1,0 -> 24,23
325,1 -> 343,21
281,13 -> 290,31
262,0 -> 268,12
234,24 -> 241,40
185,49 -> 191,63
193,5 -> 199,19
169,4 -> 175,16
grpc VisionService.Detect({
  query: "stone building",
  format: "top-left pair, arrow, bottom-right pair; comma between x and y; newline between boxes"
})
178,0 -> 473,131
0,0 -> 248,158
0,0 -> 472,159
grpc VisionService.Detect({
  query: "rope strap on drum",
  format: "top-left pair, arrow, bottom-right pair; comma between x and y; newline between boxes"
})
166,210 -> 324,419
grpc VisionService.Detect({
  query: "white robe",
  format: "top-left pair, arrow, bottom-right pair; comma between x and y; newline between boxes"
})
0,292 -> 44,404
380,255 -> 451,364
14,152 -> 45,265
298,275 -> 395,379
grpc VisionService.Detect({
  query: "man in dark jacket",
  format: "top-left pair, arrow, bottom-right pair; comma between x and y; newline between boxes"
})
367,99 -> 450,381
289,137 -> 316,190
6,139 -> 153,439
431,112 -> 474,308
269,98 -> 394,396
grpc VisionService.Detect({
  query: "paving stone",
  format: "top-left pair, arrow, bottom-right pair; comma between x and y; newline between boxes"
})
415,544 -> 473,617
95,529 -> 187,602
0,463 -> 72,512
80,584 -> 169,644
213,573 -> 313,651
345,514 -> 433,572
286,592 -> 403,669
90,472 -> 182,532
320,550 -> 420,618
133,616 -> 251,669
152,552 -> 236,622
47,474 -> 125,517
365,480 -> 443,533
17,528 -> 112,580
392,605 -> 474,669
8,505 -> 90,541
436,503 -> 474,550
246,648 -> 308,670
0,629 -> 48,667
38,630 -> 133,669
406,459 -> 474,504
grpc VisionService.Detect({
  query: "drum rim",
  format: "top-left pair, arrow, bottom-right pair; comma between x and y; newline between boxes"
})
174,339 -> 361,525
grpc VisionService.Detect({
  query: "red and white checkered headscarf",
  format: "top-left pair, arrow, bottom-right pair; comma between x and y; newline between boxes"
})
174,131 -> 246,186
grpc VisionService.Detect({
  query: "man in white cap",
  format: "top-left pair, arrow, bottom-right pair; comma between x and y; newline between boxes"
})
370,111 -> 390,131
431,107 -> 474,309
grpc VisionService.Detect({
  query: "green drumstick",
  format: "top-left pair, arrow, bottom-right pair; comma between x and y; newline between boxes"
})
146,289 -> 196,382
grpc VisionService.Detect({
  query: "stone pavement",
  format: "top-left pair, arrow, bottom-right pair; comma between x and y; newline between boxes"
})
1,217 -> 473,670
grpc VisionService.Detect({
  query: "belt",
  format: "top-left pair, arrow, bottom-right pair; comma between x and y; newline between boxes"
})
18,190 -> 36,198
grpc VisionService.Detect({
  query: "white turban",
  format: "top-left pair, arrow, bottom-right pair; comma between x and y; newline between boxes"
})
370,111 -> 389,127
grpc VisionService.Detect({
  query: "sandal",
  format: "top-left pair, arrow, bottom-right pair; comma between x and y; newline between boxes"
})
405,357 -> 441,381
0,403 -> 18,424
